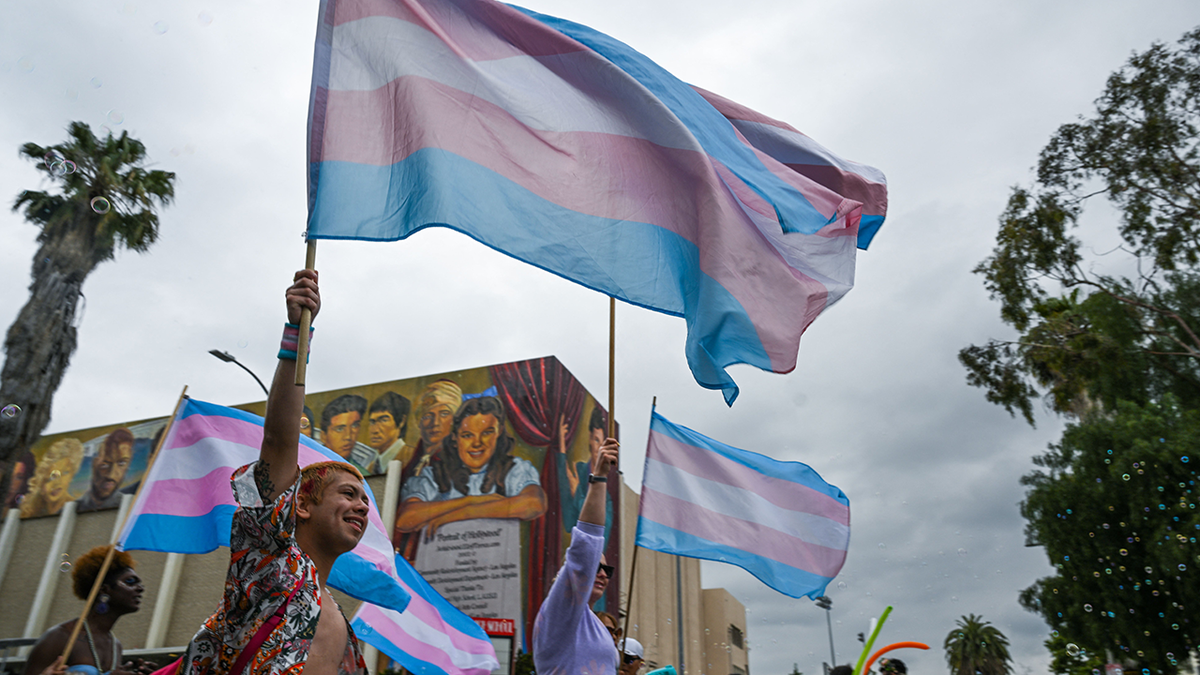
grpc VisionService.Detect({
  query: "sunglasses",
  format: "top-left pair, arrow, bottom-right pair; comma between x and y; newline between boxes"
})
597,563 -> 615,577
623,654 -> 642,665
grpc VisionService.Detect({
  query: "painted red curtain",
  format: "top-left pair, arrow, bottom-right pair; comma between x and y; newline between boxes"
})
489,356 -> 585,647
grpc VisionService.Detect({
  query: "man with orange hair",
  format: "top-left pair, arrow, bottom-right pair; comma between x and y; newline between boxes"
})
178,270 -> 371,675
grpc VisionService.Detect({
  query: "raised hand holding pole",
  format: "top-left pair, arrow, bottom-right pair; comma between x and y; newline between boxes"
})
294,239 -> 317,385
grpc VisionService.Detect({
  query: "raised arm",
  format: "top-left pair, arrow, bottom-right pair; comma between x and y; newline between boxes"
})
257,269 -> 320,502
579,437 -> 618,526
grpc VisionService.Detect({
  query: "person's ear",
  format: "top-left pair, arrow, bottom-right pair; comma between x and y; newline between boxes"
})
296,495 -> 312,522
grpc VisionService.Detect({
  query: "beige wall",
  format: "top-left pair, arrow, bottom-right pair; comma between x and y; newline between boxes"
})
700,588 -> 749,675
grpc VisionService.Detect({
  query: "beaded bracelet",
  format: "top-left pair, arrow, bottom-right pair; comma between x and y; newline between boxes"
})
278,322 -> 314,362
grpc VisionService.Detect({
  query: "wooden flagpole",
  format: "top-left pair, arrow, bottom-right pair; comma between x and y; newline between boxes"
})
618,395 -> 654,660
60,385 -> 189,662
607,297 -> 616,438
294,239 -> 318,386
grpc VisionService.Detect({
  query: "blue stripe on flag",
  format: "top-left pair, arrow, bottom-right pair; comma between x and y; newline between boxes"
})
351,617 -> 448,675
635,519 -> 833,599
309,151 -> 772,402
330,553 -> 411,614
858,215 -> 884,249
120,508 -> 236,554
514,7 -> 832,236
650,411 -> 849,505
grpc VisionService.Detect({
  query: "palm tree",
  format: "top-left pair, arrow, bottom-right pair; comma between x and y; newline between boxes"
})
0,122 -> 175,503
944,614 -> 1013,675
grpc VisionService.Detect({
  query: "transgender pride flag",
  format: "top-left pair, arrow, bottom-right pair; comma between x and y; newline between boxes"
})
304,0 -> 887,405
117,398 -> 498,675
637,409 -> 850,598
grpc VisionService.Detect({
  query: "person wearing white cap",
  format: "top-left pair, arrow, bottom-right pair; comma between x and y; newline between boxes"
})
618,638 -> 644,675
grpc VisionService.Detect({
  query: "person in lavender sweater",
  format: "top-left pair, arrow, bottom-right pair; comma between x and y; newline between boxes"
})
532,433 -> 620,675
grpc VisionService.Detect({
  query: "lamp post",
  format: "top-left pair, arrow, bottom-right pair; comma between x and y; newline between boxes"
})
208,349 -> 269,396
814,596 -> 835,669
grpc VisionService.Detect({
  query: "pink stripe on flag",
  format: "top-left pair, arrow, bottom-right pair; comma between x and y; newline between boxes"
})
137,467 -> 237,517
318,77 -> 844,372
358,604 -> 496,674
640,487 -> 846,577
649,429 -> 850,525
169,413 -> 263,452
331,0 -> 588,60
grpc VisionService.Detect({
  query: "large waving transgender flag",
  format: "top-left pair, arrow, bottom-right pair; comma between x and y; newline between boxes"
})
116,397 -> 498,675
636,408 -> 850,598
305,0 -> 887,405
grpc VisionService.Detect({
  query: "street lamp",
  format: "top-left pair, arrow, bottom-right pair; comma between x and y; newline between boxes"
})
208,349 -> 269,396
814,596 -> 835,669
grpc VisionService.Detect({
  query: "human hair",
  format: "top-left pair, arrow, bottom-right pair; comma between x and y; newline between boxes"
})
298,461 -> 365,506
589,406 -> 607,433
320,394 -> 367,432
830,666 -> 853,675
72,545 -> 136,599
880,660 -> 906,675
432,396 -> 516,496
594,610 -> 618,629
369,391 -> 411,438
101,427 -> 135,457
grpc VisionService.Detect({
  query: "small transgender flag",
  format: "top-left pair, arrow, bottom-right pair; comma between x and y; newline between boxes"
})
117,397 -> 497,675
636,408 -> 850,598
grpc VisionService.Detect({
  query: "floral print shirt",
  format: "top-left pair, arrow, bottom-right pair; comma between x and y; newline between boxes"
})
179,462 -> 366,675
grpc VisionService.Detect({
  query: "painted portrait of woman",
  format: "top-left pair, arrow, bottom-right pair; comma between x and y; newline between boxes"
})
396,396 -> 547,540
20,438 -> 84,518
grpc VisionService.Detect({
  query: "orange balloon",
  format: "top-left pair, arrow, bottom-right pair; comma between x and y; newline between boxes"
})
862,642 -> 930,675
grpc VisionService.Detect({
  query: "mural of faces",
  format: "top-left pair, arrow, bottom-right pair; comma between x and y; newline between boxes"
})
368,409 -> 401,452
324,411 -> 361,458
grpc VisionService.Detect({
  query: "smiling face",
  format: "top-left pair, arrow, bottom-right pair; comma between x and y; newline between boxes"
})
299,469 -> 370,555
104,567 -> 145,615
420,403 -> 456,448
92,441 -> 133,500
368,411 -> 400,451
323,411 -> 362,458
456,413 -> 500,472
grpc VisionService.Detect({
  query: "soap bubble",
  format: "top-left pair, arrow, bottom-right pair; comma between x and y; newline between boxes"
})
1066,644 -> 1080,657
837,581 -> 847,590
958,548 -> 968,556
107,110 -> 124,125
44,150 -> 64,167
1,404 -> 20,419
62,160 -> 77,174
90,77 -> 103,88
153,20 -> 169,34
59,561 -> 72,573
1123,474 -> 1131,481
197,11 -> 213,25
17,56 -> 35,73
1084,603 -> 1093,612
1179,564 -> 1187,572
90,197 -> 111,214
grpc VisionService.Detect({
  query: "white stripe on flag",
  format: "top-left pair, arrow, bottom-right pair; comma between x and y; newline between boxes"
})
642,457 -> 849,550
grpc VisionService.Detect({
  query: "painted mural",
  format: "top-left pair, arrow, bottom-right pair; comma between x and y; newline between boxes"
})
11,356 -> 620,645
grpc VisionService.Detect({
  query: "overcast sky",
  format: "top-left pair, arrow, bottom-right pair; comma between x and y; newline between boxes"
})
4,1 -> 1200,674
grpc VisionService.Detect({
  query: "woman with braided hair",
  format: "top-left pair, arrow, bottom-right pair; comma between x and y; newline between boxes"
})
396,395 -> 547,541
23,546 -> 153,675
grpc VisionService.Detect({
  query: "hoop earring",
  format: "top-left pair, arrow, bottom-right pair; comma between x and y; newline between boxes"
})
95,593 -> 110,614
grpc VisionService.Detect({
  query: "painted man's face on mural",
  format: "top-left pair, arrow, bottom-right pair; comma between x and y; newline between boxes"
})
456,413 -> 500,472
92,441 -> 133,500
368,410 -> 400,451
420,403 -> 456,448
324,411 -> 362,458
